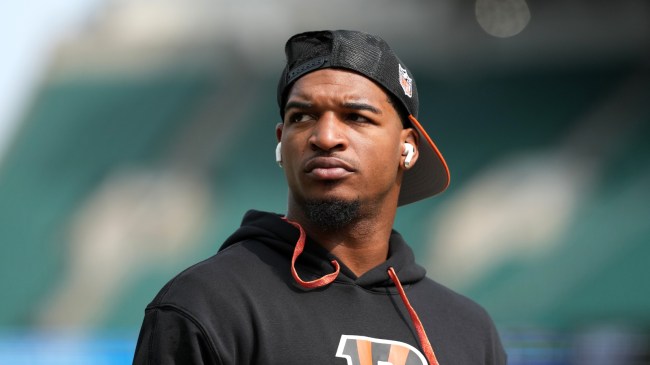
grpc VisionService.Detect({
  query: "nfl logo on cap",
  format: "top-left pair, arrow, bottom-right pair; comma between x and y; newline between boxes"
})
399,64 -> 412,98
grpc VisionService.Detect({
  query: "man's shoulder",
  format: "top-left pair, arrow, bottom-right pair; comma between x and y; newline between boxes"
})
147,238 -> 288,310
416,276 -> 495,323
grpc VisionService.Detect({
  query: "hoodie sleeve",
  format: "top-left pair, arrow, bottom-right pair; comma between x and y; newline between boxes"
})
487,320 -> 508,365
133,306 -> 221,365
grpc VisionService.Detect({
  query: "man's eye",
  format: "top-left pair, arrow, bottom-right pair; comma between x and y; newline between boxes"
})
289,113 -> 313,123
348,113 -> 369,123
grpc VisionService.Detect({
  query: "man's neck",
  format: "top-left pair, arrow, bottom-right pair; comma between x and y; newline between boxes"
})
287,203 -> 396,277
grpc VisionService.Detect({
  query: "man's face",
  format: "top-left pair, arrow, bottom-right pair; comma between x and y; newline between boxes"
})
276,68 -> 417,214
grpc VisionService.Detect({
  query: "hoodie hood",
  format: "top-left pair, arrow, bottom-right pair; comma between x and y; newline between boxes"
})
219,210 -> 427,289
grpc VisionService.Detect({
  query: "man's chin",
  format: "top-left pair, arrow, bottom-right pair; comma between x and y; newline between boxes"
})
303,198 -> 361,231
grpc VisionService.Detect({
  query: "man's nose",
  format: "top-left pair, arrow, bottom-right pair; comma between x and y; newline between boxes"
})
308,113 -> 347,152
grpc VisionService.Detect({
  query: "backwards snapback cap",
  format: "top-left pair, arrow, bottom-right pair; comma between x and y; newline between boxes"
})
277,30 -> 450,206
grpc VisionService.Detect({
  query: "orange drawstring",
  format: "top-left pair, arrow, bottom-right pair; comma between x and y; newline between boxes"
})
388,267 -> 440,365
282,217 -> 340,289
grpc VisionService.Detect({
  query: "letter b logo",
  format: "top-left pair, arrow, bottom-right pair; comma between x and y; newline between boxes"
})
336,335 -> 427,365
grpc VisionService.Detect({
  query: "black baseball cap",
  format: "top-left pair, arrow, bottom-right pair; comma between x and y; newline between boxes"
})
277,30 -> 450,206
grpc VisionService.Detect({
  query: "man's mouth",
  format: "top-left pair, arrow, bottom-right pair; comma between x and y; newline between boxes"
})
304,157 -> 355,180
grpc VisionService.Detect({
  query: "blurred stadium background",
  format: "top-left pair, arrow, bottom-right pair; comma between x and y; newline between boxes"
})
1,0 -> 649,363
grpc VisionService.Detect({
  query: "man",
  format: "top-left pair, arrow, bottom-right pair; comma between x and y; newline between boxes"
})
133,30 -> 506,365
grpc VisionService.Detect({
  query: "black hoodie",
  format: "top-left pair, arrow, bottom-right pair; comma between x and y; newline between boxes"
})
133,210 -> 506,364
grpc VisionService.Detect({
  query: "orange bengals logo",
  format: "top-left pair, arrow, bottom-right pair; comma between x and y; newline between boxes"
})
336,335 -> 427,365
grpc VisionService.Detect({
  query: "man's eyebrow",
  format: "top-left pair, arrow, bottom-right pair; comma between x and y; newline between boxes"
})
284,101 -> 312,111
284,100 -> 382,115
342,102 -> 382,115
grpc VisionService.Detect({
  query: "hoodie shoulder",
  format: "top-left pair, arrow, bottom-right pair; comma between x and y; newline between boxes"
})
416,276 -> 493,323
150,238 -> 290,309
412,277 -> 507,364
138,239 -> 287,365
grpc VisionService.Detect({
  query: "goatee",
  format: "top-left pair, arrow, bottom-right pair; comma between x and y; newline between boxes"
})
304,199 -> 361,231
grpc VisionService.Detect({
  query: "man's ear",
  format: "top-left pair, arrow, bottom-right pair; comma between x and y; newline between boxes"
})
275,122 -> 283,142
401,128 -> 419,169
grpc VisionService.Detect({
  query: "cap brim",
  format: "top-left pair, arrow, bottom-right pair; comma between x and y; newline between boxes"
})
398,115 -> 450,206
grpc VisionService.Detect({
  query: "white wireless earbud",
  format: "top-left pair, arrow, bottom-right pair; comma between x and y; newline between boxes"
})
275,142 -> 282,167
403,143 -> 415,168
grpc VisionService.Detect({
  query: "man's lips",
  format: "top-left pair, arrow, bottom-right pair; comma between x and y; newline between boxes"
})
304,157 -> 355,180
